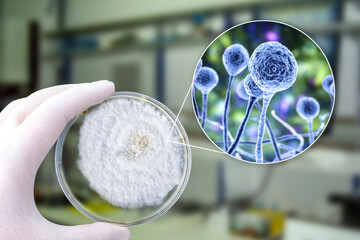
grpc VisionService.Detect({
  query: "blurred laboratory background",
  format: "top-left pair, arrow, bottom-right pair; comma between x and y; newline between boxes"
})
1,0 -> 360,239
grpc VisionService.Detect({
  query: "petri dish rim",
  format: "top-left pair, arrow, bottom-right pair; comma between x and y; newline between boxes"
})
55,91 -> 192,226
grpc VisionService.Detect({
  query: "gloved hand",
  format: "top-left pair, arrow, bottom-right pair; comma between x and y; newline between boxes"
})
0,80 -> 130,240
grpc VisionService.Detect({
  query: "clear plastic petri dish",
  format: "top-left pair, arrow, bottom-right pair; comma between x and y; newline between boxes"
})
55,92 -> 191,226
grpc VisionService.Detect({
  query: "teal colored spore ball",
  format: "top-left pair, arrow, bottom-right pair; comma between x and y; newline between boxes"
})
194,67 -> 219,94
248,41 -> 298,94
222,44 -> 249,76
244,74 -> 263,99
296,96 -> 320,121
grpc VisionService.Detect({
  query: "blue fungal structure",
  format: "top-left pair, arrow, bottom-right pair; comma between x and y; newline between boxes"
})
195,59 -> 203,76
227,75 -> 260,154
192,59 -> 203,118
232,79 -> 282,160
249,42 -> 298,94
322,75 -> 333,94
222,44 -> 249,151
248,41 -> 298,163
236,80 -> 250,101
194,66 -> 219,129
194,40 -> 333,163
322,75 -> 335,106
296,96 -> 320,145
222,44 -> 249,76
329,83 -> 335,99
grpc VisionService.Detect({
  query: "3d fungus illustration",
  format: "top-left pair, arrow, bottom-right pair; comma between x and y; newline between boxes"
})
296,96 -> 320,145
248,41 -> 298,163
192,59 -> 203,118
233,79 -> 282,160
192,21 -> 334,164
194,66 -> 219,129
322,75 -> 335,105
77,97 -> 186,209
222,44 -> 249,150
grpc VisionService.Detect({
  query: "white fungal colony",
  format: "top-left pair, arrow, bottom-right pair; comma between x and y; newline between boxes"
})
77,96 -> 186,209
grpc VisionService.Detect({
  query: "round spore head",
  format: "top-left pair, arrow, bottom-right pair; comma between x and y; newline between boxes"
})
322,75 -> 334,94
244,74 -> 263,98
296,96 -> 320,121
236,80 -> 249,101
248,41 -> 298,94
194,67 -> 219,94
222,44 -> 249,76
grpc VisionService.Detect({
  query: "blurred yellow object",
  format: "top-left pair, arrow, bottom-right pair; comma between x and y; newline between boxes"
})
249,206 -> 285,237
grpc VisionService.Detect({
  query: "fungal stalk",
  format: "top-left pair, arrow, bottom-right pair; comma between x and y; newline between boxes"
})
201,93 -> 208,129
192,59 -> 203,118
271,110 -> 304,160
227,75 -> 261,155
248,41 -> 298,163
215,113 -> 328,152
315,113 -> 329,136
192,87 -> 199,118
235,80 -> 282,160
194,67 -> 219,129
296,96 -> 320,145
227,96 -> 256,154
222,44 -> 249,150
205,118 -> 256,159
256,93 -> 272,162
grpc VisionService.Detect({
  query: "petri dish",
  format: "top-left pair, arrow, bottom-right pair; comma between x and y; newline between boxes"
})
55,92 -> 191,226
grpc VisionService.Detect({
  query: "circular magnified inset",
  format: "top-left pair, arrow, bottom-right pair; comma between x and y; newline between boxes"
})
55,92 -> 191,226
192,20 -> 335,164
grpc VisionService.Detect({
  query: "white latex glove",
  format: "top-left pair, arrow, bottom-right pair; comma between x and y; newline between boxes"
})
0,80 -> 130,240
